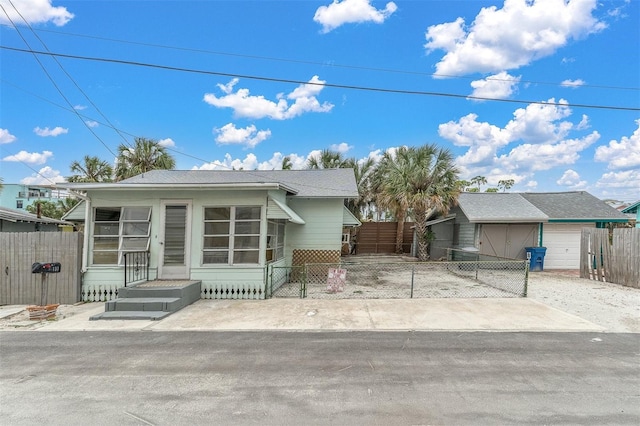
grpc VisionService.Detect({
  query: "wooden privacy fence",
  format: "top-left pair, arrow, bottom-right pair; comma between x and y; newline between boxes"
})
0,232 -> 83,305
355,222 -> 414,254
580,228 -> 639,288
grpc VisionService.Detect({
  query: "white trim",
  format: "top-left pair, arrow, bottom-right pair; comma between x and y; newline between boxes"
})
342,205 -> 361,227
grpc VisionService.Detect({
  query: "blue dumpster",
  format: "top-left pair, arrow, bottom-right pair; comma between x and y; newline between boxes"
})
525,247 -> 547,271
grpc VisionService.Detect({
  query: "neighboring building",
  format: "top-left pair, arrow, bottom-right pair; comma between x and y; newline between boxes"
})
621,201 -> 640,228
445,191 -> 628,269
0,184 -> 68,212
0,206 -> 71,232
59,169 -> 359,300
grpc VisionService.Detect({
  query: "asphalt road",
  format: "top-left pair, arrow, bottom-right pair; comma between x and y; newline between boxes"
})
1,331 -> 639,425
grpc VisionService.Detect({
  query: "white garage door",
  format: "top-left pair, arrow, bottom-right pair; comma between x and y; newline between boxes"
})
542,223 -> 594,269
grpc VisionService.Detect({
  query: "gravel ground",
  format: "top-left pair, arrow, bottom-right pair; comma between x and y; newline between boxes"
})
527,271 -> 640,333
1,271 -> 638,332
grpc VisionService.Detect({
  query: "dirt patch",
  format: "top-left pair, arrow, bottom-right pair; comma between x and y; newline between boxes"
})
527,272 -> 640,332
0,303 -> 97,331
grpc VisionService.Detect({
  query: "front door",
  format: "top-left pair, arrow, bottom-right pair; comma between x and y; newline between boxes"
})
158,200 -> 191,279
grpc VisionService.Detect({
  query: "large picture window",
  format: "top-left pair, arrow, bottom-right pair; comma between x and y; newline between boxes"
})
93,207 -> 151,265
203,206 -> 261,265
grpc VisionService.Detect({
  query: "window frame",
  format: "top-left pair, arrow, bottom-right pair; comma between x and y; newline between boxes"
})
202,206 -> 262,266
92,207 -> 151,265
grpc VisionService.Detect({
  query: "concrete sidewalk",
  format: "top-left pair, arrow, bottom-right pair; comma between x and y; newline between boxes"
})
22,298 -> 605,332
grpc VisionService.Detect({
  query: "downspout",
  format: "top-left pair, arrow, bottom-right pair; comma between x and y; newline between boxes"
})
538,223 -> 543,247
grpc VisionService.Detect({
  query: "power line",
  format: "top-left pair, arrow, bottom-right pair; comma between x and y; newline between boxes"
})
0,7 -> 118,158
2,45 -> 639,112
11,25 -> 640,93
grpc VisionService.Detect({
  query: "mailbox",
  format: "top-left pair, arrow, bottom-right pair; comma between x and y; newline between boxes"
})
32,262 -> 62,273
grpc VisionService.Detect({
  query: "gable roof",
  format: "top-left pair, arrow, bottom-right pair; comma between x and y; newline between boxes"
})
456,191 -> 629,223
59,169 -> 359,198
521,191 -> 629,221
0,206 -> 71,225
457,193 -> 548,223
621,201 -> 640,215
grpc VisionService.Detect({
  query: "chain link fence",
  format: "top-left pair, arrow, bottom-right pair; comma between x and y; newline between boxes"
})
268,255 -> 528,299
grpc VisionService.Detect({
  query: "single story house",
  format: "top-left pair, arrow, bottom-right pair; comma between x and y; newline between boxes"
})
0,206 -> 71,232
438,191 -> 628,269
59,169 -> 359,300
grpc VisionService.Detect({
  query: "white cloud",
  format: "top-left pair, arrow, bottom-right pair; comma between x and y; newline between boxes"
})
594,120 -> 640,170
329,142 -> 353,153
596,169 -> 640,190
469,71 -> 521,100
85,120 -> 99,128
440,100 -> 598,184
0,128 -> 17,144
158,138 -> 176,148
556,169 -> 587,188
34,126 -> 68,137
504,99 -> 573,144
19,166 -> 65,185
2,150 -> 53,164
314,0 -> 397,33
0,0 -> 74,27
204,76 -> 333,120
214,123 -> 271,149
192,152 -> 309,171
74,104 -> 86,110
560,79 -> 586,88
425,0 -> 605,76
498,132 -> 599,172
525,180 -> 538,189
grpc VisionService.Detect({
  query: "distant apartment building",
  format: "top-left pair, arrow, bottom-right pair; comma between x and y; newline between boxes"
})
0,184 -> 68,211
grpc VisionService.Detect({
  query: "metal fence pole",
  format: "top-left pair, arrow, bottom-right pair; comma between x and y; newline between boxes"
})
410,265 -> 415,298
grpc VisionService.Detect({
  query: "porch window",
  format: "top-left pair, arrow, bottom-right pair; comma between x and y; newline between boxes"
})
203,206 -> 261,265
93,207 -> 151,265
266,220 -> 286,262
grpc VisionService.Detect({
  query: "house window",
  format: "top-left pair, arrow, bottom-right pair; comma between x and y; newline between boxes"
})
203,206 -> 261,265
16,200 -> 23,209
266,220 -> 286,262
93,207 -> 151,265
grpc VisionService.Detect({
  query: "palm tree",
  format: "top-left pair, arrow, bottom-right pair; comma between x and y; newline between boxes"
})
344,157 -> 375,221
281,156 -> 293,170
470,175 -> 487,191
306,149 -> 347,169
115,137 -> 176,181
67,155 -> 113,182
373,147 -> 414,254
376,145 -> 459,260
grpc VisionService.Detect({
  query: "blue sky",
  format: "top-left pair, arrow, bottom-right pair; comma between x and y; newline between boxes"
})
1,0 -> 638,202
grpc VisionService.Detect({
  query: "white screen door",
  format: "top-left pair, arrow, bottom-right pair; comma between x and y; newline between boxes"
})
158,201 -> 191,279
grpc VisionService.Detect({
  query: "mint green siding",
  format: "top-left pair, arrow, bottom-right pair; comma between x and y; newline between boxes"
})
81,189 -> 345,300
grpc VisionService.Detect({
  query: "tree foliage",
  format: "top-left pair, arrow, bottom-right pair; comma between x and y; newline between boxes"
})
115,137 -> 176,181
67,155 -> 113,183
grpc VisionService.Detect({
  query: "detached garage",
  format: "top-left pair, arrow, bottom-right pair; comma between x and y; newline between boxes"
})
445,192 -> 628,270
522,192 -> 628,270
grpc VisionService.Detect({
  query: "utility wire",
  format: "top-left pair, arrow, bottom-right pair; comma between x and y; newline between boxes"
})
5,1 -> 131,148
11,25 -> 640,93
0,9 -> 117,158
2,45 -> 639,112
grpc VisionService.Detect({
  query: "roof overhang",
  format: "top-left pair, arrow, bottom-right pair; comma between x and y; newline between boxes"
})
342,206 -> 361,227
57,182 -> 299,194
267,198 -> 305,225
547,218 -> 629,223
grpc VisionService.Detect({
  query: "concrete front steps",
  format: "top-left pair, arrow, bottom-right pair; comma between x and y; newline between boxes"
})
90,280 -> 201,320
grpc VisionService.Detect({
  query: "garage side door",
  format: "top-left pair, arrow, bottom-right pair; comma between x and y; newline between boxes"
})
543,223 -> 594,270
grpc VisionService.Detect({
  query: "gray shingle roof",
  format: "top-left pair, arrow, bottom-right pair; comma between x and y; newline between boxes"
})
521,191 -> 628,220
0,206 -> 71,225
458,193 -> 547,223
62,169 -> 359,198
